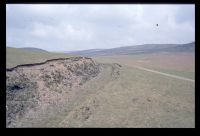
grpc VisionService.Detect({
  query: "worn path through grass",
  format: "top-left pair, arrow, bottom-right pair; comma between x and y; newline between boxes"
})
134,66 -> 195,83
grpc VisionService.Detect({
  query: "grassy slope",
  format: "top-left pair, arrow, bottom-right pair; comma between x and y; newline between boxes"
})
18,62 -> 194,127
6,49 -> 194,127
6,47 -> 75,68
57,64 -> 194,127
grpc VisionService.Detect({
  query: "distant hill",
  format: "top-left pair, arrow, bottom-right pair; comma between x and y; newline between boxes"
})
6,47 -> 75,68
65,49 -> 105,55
19,47 -> 48,52
68,42 -> 195,57
159,42 -> 195,52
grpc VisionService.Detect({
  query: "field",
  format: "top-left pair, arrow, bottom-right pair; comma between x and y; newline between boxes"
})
58,63 -> 195,127
6,49 -> 195,127
94,52 -> 195,79
6,47 -> 75,68
82,52 -> 194,127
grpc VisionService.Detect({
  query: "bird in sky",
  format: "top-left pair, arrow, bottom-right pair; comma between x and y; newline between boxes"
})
156,24 -> 159,27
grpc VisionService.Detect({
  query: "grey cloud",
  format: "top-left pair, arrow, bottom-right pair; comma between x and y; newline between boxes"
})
6,4 -> 195,51
174,5 -> 195,24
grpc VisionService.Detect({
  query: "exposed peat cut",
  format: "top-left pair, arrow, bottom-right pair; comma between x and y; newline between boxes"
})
6,57 -> 100,127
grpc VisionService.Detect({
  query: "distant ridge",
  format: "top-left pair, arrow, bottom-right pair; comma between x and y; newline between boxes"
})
6,47 -> 73,68
64,49 -> 105,54
67,42 -> 195,57
19,47 -> 48,52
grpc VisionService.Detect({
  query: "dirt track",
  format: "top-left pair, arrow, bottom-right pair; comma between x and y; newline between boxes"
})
134,66 -> 195,83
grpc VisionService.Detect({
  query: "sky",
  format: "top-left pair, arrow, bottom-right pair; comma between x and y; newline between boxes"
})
6,4 -> 195,52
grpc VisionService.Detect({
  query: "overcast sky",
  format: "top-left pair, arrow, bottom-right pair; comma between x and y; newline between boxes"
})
6,4 -> 195,52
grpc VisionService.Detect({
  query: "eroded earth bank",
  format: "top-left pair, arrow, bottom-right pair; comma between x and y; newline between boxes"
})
6,57 -> 121,127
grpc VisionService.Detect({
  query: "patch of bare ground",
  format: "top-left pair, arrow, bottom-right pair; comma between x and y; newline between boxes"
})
6,57 -> 102,127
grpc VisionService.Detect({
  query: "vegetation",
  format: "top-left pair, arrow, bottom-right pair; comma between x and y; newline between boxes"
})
6,47 -> 75,68
6,47 -> 195,127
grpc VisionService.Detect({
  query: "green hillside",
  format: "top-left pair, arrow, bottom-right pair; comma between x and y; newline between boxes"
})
6,47 -> 75,68
19,47 -> 49,52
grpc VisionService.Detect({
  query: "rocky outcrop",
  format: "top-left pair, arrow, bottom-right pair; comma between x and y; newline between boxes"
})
6,57 -> 100,127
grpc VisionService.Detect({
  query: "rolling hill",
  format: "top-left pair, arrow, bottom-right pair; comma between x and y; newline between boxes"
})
6,47 -> 75,68
6,44 -> 194,127
68,42 -> 195,57
6,56 -> 194,127
19,47 -> 48,52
